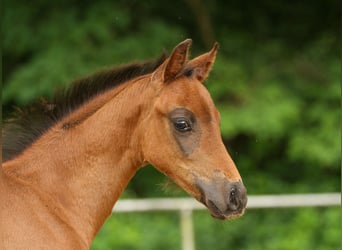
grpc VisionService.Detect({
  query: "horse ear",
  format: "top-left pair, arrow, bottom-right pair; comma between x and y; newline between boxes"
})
188,42 -> 219,82
163,39 -> 192,83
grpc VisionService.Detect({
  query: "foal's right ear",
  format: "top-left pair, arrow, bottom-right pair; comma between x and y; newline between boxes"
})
163,39 -> 192,83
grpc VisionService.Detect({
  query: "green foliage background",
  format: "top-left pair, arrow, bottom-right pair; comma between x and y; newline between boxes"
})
3,0 -> 340,249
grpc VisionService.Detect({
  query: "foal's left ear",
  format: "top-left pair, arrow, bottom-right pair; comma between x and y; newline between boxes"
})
188,42 -> 219,82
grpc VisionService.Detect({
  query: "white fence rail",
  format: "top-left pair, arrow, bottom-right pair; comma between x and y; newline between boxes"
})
113,193 -> 341,212
112,193 -> 341,250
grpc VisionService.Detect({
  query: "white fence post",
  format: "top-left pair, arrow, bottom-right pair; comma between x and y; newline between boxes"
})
180,209 -> 195,250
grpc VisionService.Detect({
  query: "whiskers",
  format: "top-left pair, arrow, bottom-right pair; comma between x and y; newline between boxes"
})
158,179 -> 185,196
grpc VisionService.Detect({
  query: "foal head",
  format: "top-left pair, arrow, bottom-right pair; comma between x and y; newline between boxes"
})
141,39 -> 247,219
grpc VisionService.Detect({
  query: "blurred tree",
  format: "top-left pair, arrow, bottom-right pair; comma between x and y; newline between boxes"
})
184,0 -> 215,47
2,0 -> 340,249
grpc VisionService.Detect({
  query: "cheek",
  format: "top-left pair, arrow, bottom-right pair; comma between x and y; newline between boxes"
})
172,129 -> 201,155
142,115 -> 178,166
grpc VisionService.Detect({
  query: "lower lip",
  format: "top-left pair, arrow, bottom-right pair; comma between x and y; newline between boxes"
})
210,210 -> 245,220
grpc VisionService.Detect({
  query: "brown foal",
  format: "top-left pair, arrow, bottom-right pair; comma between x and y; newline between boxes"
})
1,39 -> 247,249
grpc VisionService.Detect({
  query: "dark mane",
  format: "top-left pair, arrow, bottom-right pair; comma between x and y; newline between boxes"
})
2,54 -> 167,162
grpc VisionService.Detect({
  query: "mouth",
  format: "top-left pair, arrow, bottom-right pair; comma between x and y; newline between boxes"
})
195,177 -> 248,220
205,199 -> 245,220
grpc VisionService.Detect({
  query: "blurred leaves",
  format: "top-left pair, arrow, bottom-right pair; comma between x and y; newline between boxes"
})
3,0 -> 186,105
92,213 -> 181,250
2,0 -> 340,249
194,207 -> 341,250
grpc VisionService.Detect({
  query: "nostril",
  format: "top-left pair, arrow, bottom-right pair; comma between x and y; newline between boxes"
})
229,188 -> 236,203
227,186 -> 240,211
230,187 -> 236,198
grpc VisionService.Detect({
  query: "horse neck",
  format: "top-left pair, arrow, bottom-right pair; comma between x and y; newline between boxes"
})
2,76 -> 153,245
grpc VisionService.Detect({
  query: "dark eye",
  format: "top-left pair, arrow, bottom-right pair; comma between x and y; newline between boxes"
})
173,118 -> 192,132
